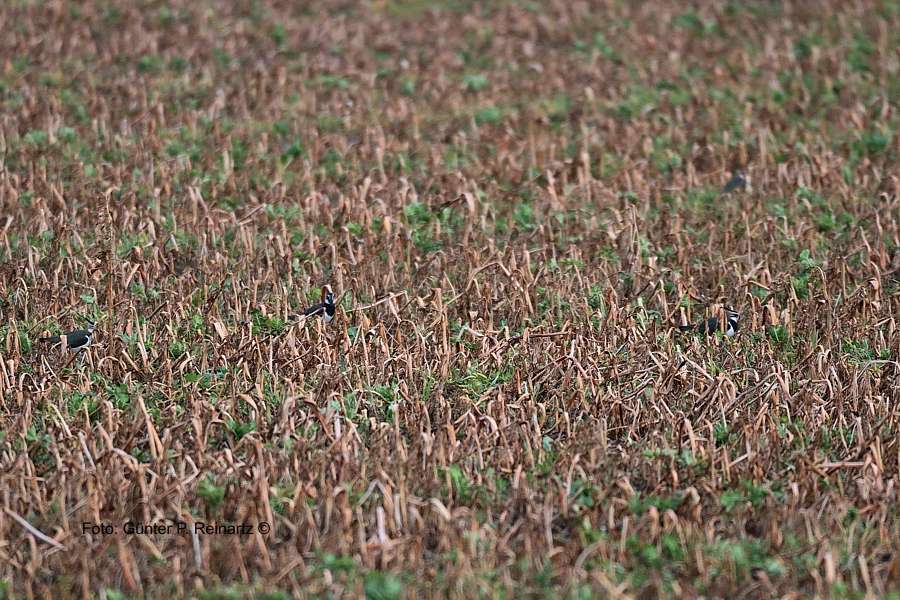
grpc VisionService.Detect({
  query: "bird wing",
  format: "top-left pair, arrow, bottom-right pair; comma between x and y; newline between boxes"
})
723,176 -> 744,193
66,330 -> 90,348
302,302 -> 325,317
40,335 -> 62,343
700,317 -> 720,335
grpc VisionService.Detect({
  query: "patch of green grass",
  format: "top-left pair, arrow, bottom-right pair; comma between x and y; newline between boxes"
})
444,464 -> 474,502
851,129 -> 892,159
792,248 -> 819,299
474,105 -> 504,125
23,129 -> 50,149
251,311 -> 287,336
842,338 -> 884,365
671,10 -> 716,35
364,570 -> 403,600
452,363 -> 512,399
367,382 -> 399,422
399,77 -> 416,95
462,73 -> 489,92
720,480 -> 769,512
312,73 -> 350,90
513,202 -> 536,231
197,586 -> 242,600
628,493 -> 683,515
536,94 -> 571,125
67,391 -> 100,419
847,32 -> 875,74
403,202 -> 443,252
198,476 -> 226,510
103,382 -> 132,410
226,420 -> 256,441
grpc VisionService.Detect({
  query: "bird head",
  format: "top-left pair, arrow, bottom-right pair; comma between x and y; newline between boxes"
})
322,285 -> 335,307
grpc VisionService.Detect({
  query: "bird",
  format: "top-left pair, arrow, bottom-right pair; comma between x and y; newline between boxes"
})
39,321 -> 96,352
722,169 -> 747,194
298,285 -> 336,323
677,307 -> 740,337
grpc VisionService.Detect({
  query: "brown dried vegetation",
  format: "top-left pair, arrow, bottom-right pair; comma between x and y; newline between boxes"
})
0,0 -> 898,598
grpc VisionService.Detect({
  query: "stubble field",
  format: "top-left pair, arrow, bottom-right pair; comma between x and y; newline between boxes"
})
0,1 -> 898,598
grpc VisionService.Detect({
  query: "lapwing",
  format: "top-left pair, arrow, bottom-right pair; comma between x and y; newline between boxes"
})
722,169 -> 747,194
298,285 -> 336,323
677,307 -> 739,337
40,321 -> 96,351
